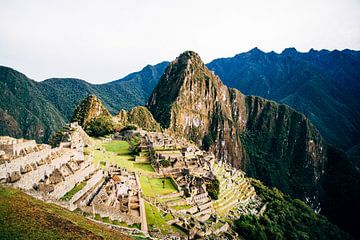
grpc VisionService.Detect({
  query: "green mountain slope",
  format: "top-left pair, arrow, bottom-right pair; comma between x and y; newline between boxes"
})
234,179 -> 351,240
0,66 -> 66,142
38,61 -> 169,119
0,62 -> 168,142
207,48 -> 360,151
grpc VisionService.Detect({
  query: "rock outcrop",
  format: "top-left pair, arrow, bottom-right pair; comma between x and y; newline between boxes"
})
71,95 -> 111,129
148,51 -> 326,204
113,106 -> 161,131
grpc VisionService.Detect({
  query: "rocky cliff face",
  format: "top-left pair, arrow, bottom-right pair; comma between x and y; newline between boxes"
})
71,95 -> 111,128
148,51 -> 327,203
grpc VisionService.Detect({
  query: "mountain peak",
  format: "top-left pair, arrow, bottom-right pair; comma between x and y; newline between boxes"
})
71,94 -> 111,128
282,47 -> 298,56
248,47 -> 264,54
147,51 -> 223,129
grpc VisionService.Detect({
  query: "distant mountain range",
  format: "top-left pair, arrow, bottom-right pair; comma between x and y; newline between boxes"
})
0,62 -> 167,142
0,48 -> 359,162
207,48 -> 360,151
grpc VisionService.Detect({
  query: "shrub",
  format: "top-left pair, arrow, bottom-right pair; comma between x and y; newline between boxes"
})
206,178 -> 220,200
85,116 -> 114,137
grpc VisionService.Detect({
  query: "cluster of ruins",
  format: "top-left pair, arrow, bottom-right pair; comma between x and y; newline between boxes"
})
0,123 -> 148,234
1,123 -> 260,239
119,129 -> 259,238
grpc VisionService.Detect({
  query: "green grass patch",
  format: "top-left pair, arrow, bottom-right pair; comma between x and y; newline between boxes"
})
103,140 -> 131,155
60,181 -> 87,201
140,176 -> 177,197
170,205 -> 193,211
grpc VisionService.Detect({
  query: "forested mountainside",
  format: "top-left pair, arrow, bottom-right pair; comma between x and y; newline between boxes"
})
2,49 -> 359,155
0,62 -> 168,142
0,66 -> 66,142
207,48 -> 360,151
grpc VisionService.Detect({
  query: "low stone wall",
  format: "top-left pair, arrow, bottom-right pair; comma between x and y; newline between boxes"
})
51,161 -> 96,199
70,169 -> 103,204
0,146 -> 53,181
12,149 -> 73,190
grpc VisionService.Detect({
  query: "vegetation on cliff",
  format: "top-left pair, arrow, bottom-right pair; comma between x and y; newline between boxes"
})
207,48 -> 360,151
147,51 -> 326,208
240,96 -> 325,203
234,180 -> 351,240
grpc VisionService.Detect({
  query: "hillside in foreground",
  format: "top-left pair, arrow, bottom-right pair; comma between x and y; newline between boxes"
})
0,186 -> 131,240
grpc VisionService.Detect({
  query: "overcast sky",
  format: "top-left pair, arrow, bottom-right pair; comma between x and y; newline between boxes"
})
0,0 -> 359,83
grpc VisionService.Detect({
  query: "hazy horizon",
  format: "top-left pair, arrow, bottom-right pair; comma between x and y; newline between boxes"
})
1,0 -> 359,83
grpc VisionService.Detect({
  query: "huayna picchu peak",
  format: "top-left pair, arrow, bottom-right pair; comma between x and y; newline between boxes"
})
148,51 -> 327,207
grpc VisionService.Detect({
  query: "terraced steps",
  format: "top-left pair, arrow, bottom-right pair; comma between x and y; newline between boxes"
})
211,161 -> 256,217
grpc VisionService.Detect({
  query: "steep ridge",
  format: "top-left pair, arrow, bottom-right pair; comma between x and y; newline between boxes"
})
147,51 -> 326,204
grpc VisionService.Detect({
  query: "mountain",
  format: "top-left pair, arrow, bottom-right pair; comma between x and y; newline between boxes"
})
207,48 -> 360,151
71,95 -> 111,128
38,61 -> 169,119
113,106 -> 161,131
148,51 -> 326,205
0,66 -> 66,142
0,62 -> 168,142
321,145 -> 360,238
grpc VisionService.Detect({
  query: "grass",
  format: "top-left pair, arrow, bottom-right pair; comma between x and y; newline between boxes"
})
0,186 -> 130,240
144,202 -> 173,234
103,140 -> 131,155
170,205 -> 193,211
93,140 -> 155,175
139,176 -> 178,198
60,181 -> 87,201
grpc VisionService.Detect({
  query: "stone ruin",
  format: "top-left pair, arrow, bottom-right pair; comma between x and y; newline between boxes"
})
128,129 -> 256,238
79,165 -> 147,231
0,124 -> 97,200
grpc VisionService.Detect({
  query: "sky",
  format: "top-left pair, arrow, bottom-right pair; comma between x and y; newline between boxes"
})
0,0 -> 359,83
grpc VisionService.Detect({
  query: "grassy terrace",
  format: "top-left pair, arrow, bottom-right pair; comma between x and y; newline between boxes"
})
92,140 -> 155,175
0,186 -> 130,240
140,176 -> 177,198
60,180 -> 87,201
144,202 -> 173,234
91,139 -> 181,234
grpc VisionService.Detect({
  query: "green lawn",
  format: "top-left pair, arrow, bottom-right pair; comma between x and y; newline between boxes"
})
103,140 -> 131,155
140,176 -> 177,197
169,205 -> 193,211
60,181 -> 87,201
93,140 -> 156,176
